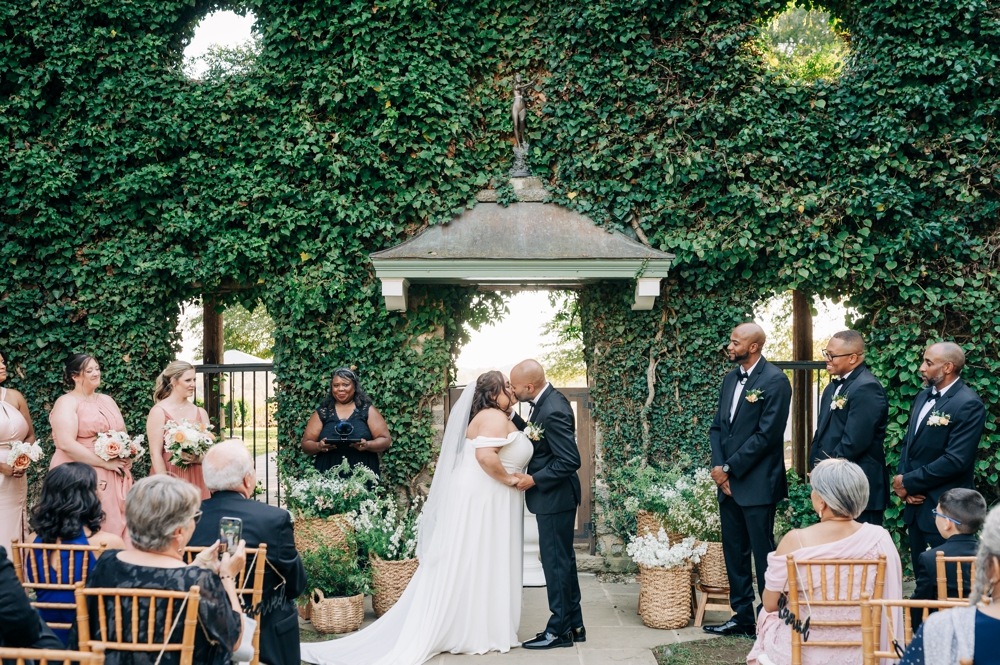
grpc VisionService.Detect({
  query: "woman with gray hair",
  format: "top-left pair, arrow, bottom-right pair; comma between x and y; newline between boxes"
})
747,458 -> 903,665
899,505 -> 1000,665
78,475 -> 247,665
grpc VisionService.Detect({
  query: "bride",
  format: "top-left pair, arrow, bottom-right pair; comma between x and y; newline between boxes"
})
300,371 -> 534,665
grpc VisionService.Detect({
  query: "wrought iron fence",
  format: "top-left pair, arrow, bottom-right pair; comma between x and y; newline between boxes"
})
195,363 -> 279,506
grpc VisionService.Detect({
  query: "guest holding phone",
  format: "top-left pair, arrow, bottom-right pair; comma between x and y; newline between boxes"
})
299,367 -> 391,477
191,440 -> 307,665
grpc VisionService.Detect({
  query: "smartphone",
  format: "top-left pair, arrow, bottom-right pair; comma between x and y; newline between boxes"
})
219,517 -> 243,556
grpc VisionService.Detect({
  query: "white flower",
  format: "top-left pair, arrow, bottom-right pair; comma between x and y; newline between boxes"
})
524,423 -> 544,441
831,394 -> 848,410
626,531 -> 708,569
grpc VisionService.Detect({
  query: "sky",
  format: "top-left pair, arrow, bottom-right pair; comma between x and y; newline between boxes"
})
182,11 -> 850,379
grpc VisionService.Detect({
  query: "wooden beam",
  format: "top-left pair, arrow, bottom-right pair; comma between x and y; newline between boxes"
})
791,290 -> 813,477
203,297 -> 224,428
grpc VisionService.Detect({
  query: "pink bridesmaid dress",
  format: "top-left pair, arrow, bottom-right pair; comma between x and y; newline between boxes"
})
0,387 -> 30,559
158,405 -> 210,500
49,396 -> 133,543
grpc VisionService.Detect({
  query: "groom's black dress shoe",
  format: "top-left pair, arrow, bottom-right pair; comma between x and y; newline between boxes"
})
522,631 -> 574,649
535,626 -> 586,643
702,619 -> 756,638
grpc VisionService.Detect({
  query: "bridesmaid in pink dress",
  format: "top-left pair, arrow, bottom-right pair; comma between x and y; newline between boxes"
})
48,354 -> 133,543
146,360 -> 212,500
0,350 -> 37,559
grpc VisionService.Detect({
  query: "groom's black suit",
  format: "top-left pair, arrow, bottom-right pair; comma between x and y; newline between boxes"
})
512,383 -> 583,637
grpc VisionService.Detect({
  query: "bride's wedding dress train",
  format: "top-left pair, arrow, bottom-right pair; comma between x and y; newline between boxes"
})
300,427 -> 533,665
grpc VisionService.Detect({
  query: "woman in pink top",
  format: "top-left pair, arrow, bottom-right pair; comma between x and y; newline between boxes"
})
0,349 -> 38,558
146,360 -> 212,499
48,354 -> 134,543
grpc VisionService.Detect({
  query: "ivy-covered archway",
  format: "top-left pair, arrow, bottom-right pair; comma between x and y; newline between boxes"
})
2,0 -> 997,560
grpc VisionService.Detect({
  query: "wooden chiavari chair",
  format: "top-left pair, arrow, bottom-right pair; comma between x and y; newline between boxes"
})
787,554 -> 887,665
182,544 -> 267,665
11,540 -> 107,634
859,593 -> 967,665
0,645 -> 105,664
935,552 -> 977,601
74,583 -> 201,665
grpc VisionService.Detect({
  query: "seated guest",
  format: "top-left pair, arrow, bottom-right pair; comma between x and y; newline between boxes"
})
26,462 -> 125,643
747,459 -> 903,665
190,440 -> 307,665
0,546 -> 64,652
299,367 -> 391,477
900,505 -> 1000,665
78,476 -> 246,665
910,488 -> 986,626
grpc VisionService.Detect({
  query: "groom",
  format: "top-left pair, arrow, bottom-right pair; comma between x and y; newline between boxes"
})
509,359 -> 585,650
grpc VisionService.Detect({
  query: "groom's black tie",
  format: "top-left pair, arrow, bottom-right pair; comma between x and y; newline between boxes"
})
527,400 -> 536,420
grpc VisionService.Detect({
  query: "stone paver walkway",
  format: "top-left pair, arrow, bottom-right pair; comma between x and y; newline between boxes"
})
301,573 -> 732,665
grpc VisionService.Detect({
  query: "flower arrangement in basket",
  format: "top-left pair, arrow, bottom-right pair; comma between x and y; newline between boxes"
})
285,459 -> 378,551
162,419 -> 215,468
299,539 -> 371,634
6,440 -> 44,474
622,463 -> 683,541
352,495 -> 422,617
627,529 -> 707,629
94,431 -> 145,463
661,469 -> 727,588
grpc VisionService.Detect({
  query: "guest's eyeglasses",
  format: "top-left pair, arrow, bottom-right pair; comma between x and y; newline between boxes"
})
931,509 -> 961,525
821,350 -> 857,361
192,510 -> 203,525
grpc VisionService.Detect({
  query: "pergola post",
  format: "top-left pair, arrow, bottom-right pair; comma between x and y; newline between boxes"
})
203,297 -> 224,429
791,290 -> 813,477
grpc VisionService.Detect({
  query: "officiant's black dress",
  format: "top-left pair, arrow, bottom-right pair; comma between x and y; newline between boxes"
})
312,404 -> 379,477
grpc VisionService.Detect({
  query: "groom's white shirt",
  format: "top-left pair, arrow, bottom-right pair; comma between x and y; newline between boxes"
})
528,383 -> 550,422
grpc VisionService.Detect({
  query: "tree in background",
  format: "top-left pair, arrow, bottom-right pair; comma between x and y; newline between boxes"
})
185,300 -> 275,360
761,2 -> 847,82
541,292 -> 587,386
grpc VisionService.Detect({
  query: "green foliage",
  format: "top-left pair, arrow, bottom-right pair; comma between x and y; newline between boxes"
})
284,460 -> 378,518
775,470 -> 820,539
352,494 -> 421,561
187,300 -> 276,360
761,3 -> 848,81
299,540 -> 371,599
1,0 -> 998,564
541,292 -> 586,386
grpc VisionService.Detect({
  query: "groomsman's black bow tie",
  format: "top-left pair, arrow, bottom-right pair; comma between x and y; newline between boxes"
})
738,371 -> 750,384
527,400 -> 536,408
929,387 -> 941,400
832,377 -> 845,386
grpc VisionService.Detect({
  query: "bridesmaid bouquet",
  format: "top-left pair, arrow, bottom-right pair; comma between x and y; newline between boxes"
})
94,430 -> 146,462
7,440 -> 44,472
162,419 -> 216,468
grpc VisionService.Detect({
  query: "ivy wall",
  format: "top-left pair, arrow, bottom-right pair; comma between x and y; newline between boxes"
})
2,0 -> 998,557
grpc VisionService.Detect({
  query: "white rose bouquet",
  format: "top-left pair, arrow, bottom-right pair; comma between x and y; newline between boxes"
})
94,431 -> 145,462
7,440 -> 44,472
162,419 -> 216,468
626,530 -> 708,569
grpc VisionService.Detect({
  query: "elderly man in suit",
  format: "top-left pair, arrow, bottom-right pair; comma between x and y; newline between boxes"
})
190,440 -> 307,665
894,342 -> 986,572
810,330 -> 889,525
705,323 -> 792,637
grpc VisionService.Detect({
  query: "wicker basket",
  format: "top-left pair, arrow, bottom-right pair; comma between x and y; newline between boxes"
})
309,589 -> 364,634
696,540 -> 729,588
370,554 -> 419,617
638,563 -> 694,629
635,511 -> 682,615
294,514 -> 353,552
298,601 -> 311,620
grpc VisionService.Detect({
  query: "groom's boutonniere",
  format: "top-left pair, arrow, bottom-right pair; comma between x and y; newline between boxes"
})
745,389 -> 764,403
831,393 -> 849,410
524,422 -> 544,441
927,410 -> 951,426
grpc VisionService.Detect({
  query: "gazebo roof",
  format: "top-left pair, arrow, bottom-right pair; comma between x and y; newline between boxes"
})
369,179 -> 674,311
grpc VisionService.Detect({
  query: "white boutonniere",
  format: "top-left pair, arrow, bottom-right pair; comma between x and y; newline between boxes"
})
524,422 -> 544,441
831,393 -> 848,410
927,411 -> 951,427
745,389 -> 764,403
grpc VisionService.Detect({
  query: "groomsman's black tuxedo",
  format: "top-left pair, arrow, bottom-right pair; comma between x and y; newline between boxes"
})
709,357 -> 791,627
191,491 -> 308,665
897,378 -> 986,570
512,383 -> 583,637
810,363 -> 889,525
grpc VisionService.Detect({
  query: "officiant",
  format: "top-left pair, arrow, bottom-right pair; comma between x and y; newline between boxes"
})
300,367 -> 391,477
810,330 -> 889,526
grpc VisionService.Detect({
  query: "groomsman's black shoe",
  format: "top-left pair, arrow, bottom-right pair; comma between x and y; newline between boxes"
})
702,619 -> 756,637
571,626 -> 586,642
522,631 -> 574,649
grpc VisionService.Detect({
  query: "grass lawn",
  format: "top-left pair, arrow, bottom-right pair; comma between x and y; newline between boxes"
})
216,427 -> 280,455
654,636 -> 754,665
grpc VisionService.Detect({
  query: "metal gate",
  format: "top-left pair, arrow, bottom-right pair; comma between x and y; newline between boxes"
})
446,386 -> 596,552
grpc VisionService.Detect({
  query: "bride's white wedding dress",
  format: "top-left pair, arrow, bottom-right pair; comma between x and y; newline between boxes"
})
300,385 -> 533,665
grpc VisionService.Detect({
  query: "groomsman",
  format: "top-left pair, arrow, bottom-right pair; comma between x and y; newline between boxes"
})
810,330 -> 889,525
705,323 -> 791,637
894,342 -> 986,571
